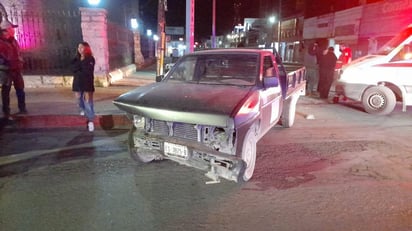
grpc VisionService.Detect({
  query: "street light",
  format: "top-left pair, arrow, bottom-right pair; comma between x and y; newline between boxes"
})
130,18 -> 139,30
87,0 -> 100,6
269,16 -> 276,24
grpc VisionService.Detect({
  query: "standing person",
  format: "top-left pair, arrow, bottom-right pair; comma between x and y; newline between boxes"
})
318,47 -> 337,99
338,43 -> 352,66
71,42 -> 96,132
0,20 -> 27,120
303,42 -> 319,96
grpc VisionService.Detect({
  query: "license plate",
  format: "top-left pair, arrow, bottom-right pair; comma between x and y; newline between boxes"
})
164,142 -> 188,159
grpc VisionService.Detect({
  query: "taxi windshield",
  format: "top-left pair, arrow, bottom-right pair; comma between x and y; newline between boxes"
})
377,27 -> 412,55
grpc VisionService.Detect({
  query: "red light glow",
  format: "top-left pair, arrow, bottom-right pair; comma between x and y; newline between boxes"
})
237,94 -> 260,115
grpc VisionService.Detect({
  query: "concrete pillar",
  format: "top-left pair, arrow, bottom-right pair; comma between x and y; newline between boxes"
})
134,32 -> 145,68
79,7 -> 110,87
185,0 -> 195,54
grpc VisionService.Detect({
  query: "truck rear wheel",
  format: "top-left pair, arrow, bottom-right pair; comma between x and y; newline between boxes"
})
128,126 -> 156,163
281,96 -> 297,128
362,86 -> 396,115
238,128 -> 257,182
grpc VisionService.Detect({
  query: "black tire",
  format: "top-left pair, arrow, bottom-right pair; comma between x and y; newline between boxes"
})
281,96 -> 297,128
128,126 -> 156,163
362,86 -> 396,115
238,128 -> 257,182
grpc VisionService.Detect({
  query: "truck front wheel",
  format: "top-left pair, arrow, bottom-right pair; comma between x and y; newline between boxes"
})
128,126 -> 157,163
362,86 -> 396,115
238,128 -> 257,182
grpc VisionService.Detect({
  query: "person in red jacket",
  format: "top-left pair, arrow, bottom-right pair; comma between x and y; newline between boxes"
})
339,44 -> 352,66
0,20 -> 27,121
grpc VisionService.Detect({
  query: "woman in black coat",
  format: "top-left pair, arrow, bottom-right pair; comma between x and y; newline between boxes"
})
72,41 -> 96,132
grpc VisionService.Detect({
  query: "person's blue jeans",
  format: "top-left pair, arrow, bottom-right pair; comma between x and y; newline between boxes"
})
75,91 -> 95,122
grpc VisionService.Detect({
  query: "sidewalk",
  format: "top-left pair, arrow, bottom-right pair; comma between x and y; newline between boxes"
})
1,66 -> 156,130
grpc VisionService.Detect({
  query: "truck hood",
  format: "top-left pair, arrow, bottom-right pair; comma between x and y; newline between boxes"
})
113,82 -> 253,126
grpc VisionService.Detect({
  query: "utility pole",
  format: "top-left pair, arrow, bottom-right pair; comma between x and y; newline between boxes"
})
157,0 -> 166,75
277,0 -> 282,53
211,0 -> 216,48
186,0 -> 194,53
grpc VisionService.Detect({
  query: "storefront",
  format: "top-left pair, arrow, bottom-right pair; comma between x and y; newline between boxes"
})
359,0 -> 412,56
279,17 -> 304,63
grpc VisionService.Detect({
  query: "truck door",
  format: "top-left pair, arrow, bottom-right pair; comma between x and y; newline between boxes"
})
259,55 -> 282,135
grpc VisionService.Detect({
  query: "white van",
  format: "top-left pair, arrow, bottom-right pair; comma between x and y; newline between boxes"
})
335,25 -> 412,115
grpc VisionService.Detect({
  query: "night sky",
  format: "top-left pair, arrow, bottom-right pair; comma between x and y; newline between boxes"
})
191,0 -> 260,41
76,0 -> 261,41
139,0 -> 260,41
75,0 -> 385,41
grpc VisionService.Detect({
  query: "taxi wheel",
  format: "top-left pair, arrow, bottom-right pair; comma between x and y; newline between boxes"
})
128,126 -> 156,163
362,86 -> 396,115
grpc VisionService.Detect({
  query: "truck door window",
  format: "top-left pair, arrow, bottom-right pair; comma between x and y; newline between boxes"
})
263,56 -> 276,77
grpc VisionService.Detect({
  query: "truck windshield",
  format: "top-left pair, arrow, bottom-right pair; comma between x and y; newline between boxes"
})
376,26 -> 412,55
166,53 -> 259,86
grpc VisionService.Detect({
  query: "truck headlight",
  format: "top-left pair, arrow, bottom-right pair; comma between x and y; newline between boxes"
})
133,115 -> 145,129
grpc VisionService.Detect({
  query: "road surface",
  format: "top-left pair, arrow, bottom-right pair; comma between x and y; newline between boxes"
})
1,97 -> 412,231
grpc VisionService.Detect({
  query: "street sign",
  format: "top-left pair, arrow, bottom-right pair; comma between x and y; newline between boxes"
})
165,26 -> 184,35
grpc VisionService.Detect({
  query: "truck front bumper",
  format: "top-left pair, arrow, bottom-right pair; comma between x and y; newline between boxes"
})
132,129 -> 244,183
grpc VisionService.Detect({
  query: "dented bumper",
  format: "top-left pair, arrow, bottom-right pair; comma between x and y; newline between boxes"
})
131,128 -> 244,183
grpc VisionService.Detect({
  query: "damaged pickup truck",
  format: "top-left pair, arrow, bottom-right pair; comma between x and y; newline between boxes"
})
113,49 -> 306,183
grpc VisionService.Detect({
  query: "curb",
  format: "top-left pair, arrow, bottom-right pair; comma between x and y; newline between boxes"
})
3,114 -> 132,130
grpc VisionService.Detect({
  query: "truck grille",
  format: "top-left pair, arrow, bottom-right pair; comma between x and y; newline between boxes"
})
151,120 -> 199,141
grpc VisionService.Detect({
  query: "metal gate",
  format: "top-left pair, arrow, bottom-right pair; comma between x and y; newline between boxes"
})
8,8 -> 82,75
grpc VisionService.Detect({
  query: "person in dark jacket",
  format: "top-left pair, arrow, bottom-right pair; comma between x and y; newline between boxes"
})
72,41 -> 96,132
318,47 -> 337,99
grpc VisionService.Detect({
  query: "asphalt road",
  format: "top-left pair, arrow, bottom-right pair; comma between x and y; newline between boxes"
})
1,97 -> 412,231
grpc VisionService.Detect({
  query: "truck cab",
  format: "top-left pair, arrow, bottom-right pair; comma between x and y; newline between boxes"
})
335,25 -> 412,115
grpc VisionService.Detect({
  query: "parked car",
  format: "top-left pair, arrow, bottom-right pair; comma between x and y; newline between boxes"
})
335,25 -> 412,115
